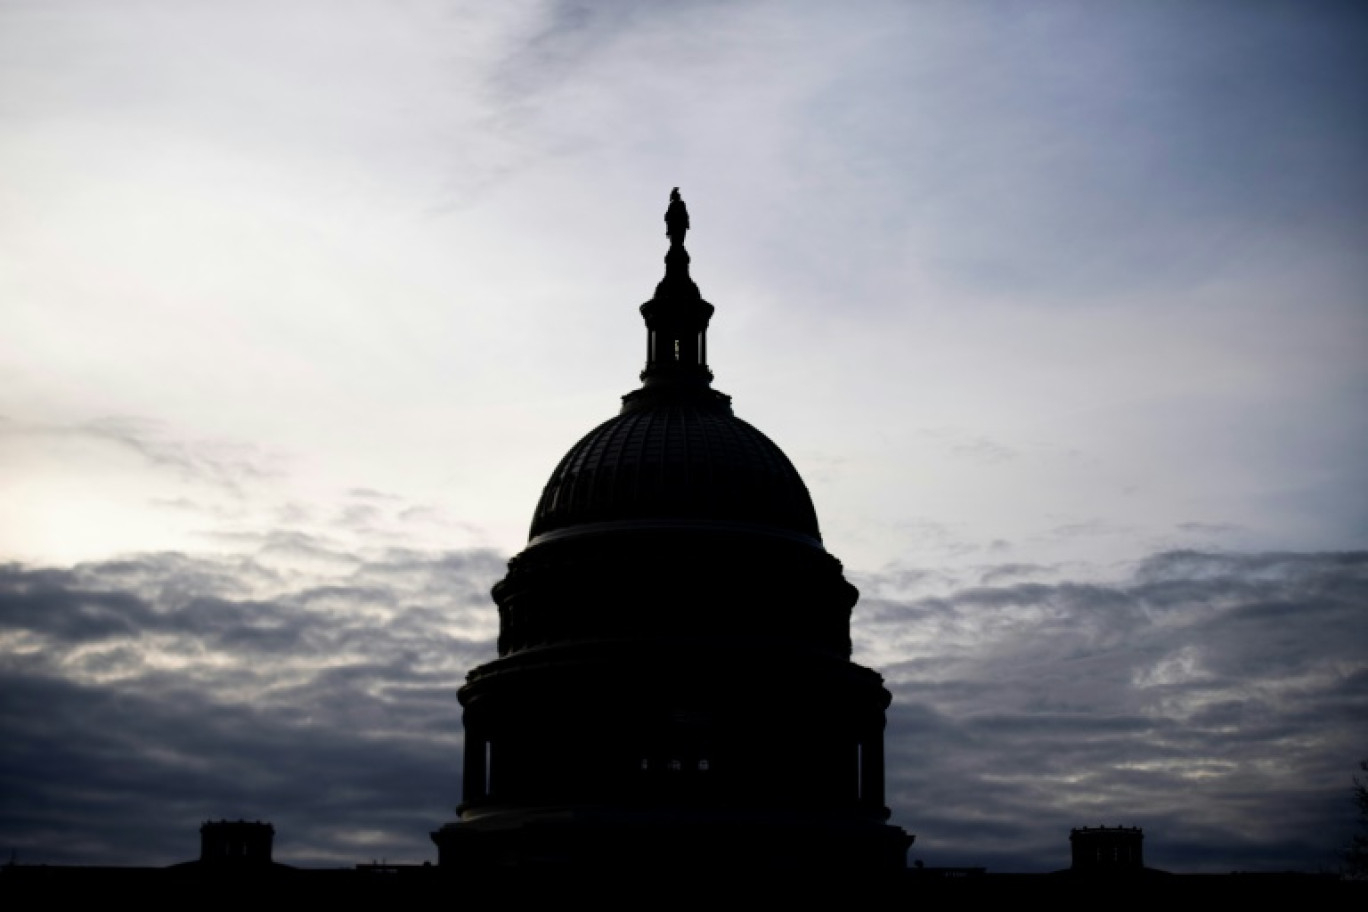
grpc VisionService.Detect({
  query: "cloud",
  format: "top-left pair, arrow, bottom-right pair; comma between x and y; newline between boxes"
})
0,545 -> 505,866
346,488 -> 401,502
79,416 -> 279,495
1177,522 -> 1242,536
0,415 -> 279,499
1,545 -> 1361,872
858,549 -> 1368,872
976,562 -> 1053,586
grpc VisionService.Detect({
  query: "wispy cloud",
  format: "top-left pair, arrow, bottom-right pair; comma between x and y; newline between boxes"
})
0,415 -> 279,498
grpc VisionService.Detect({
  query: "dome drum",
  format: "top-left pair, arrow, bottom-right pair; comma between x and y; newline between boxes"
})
457,644 -> 892,820
491,525 -> 857,657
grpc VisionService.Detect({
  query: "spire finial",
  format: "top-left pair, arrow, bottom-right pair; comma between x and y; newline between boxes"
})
665,187 -> 689,247
634,189 -> 715,398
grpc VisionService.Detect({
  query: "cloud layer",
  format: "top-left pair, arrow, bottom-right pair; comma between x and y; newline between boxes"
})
862,549 -> 1368,871
0,544 -> 503,867
2,545 -> 1362,871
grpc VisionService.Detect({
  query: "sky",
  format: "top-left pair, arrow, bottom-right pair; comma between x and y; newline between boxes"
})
1,0 -> 1365,873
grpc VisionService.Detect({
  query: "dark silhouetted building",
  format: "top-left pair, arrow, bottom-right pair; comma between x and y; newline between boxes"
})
198,820 -> 275,867
1071,825 -> 1144,873
431,192 -> 913,874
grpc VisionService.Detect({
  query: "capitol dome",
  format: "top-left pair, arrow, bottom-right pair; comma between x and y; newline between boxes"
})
485,193 -> 859,659
435,191 -> 911,875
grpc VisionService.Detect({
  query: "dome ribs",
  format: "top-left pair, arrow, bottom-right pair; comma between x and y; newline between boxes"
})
527,400 -> 822,543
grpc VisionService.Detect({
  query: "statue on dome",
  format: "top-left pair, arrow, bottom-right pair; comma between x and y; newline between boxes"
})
665,187 -> 689,247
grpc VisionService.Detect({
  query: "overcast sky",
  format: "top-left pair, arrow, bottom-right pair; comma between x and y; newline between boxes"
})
2,0 -> 1365,873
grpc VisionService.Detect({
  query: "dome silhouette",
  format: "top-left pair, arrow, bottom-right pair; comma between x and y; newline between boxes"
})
433,190 -> 911,874
529,395 -> 821,543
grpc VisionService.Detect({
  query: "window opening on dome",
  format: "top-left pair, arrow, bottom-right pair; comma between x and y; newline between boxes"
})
698,759 -> 710,771
668,759 -> 682,772
673,338 -> 680,361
